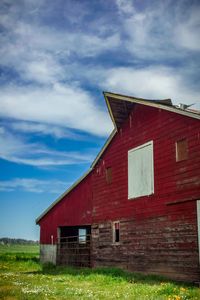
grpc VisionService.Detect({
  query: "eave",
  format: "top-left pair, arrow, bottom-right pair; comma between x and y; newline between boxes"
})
104,91 -> 200,130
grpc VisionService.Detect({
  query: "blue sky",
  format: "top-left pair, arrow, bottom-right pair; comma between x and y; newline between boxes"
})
0,0 -> 200,241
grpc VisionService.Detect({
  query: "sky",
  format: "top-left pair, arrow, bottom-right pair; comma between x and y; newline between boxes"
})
0,0 -> 200,241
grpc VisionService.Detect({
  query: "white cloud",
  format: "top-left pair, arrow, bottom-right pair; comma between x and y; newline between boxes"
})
76,33 -> 120,57
0,83 -> 113,137
0,128 -> 94,167
0,10 -> 120,85
8,121 -> 83,139
115,0 -> 200,60
116,0 -> 135,15
100,66 -> 200,109
22,56 -> 65,84
0,178 -> 69,193
0,2 -> 116,138
175,9 -> 200,51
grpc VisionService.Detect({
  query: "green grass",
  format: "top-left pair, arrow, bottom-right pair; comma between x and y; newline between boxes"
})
0,245 -> 199,299
0,244 -> 39,253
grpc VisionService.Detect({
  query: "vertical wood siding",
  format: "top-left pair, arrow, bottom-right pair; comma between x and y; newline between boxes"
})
92,105 -> 200,222
39,173 -> 92,245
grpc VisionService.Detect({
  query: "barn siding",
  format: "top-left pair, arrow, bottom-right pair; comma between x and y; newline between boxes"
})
39,172 -> 92,245
91,104 -> 200,281
91,202 -> 199,281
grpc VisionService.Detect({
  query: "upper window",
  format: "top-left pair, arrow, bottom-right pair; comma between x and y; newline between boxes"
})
106,167 -> 112,184
128,141 -> 154,199
176,138 -> 187,162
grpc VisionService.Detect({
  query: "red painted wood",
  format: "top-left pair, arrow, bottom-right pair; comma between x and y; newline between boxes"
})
39,172 -> 92,244
92,105 -> 200,222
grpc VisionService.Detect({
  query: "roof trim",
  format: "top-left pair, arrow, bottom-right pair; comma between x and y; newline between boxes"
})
104,94 -> 117,130
103,92 -> 200,126
91,129 -> 117,168
36,168 -> 93,224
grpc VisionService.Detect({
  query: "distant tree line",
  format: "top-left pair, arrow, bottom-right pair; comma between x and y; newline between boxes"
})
0,238 -> 39,245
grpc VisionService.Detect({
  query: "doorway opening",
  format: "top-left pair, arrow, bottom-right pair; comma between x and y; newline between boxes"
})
57,225 -> 91,267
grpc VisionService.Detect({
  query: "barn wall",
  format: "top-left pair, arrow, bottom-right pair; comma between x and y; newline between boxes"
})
92,201 -> 199,281
91,104 -> 200,281
39,173 -> 92,245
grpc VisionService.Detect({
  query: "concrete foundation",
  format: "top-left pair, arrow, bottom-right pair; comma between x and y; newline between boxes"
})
40,244 -> 57,265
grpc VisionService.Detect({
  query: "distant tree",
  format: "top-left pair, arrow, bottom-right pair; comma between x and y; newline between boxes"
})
0,238 -> 39,245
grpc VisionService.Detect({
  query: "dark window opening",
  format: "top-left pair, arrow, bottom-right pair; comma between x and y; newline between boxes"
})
113,221 -> 120,243
57,225 -> 91,267
176,138 -> 188,162
115,229 -> 119,243
106,167 -> 112,184
59,225 -> 91,244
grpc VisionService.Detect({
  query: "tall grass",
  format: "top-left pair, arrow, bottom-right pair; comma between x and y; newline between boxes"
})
0,245 -> 199,299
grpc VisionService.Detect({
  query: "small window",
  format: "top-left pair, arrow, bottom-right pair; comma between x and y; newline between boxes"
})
176,139 -> 187,162
113,221 -> 120,243
78,228 -> 86,244
106,167 -> 112,184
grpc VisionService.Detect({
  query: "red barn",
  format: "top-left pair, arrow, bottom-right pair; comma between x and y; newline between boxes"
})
36,92 -> 200,282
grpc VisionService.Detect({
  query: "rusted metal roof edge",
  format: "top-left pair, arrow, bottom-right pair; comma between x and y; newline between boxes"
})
103,92 -> 200,121
35,168 -> 93,224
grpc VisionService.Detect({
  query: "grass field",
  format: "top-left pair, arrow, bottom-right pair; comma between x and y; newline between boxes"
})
0,244 -> 39,254
0,245 -> 199,299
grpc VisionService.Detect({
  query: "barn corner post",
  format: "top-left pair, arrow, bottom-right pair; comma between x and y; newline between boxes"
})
197,200 -> 200,266
56,227 -> 61,265
90,225 -> 94,268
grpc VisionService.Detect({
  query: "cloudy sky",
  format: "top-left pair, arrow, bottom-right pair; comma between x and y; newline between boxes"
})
0,0 -> 200,241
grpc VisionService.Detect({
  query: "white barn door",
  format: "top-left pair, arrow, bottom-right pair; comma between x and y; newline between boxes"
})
128,140 -> 154,199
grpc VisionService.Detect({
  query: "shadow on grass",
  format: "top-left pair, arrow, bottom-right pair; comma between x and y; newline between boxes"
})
32,263 -> 194,287
0,253 -> 39,263
16,255 -> 40,263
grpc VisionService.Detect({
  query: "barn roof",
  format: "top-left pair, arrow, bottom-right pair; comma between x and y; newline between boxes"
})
36,91 -> 200,224
104,91 -> 200,131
